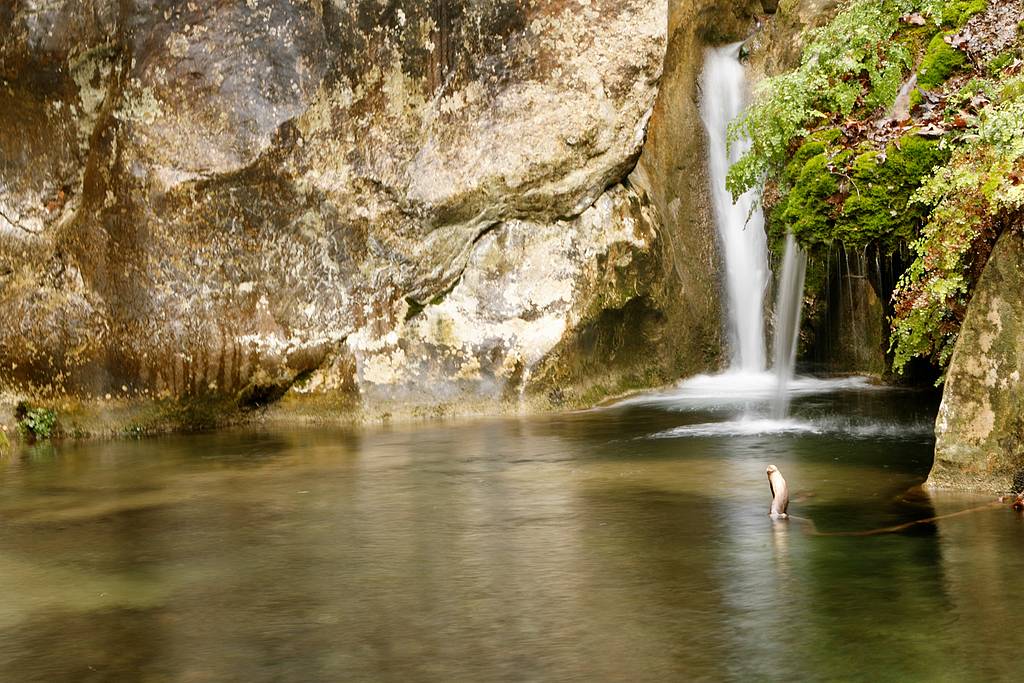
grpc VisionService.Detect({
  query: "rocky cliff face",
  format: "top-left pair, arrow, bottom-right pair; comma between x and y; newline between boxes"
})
929,229 -> 1024,492
0,1 -> 760,433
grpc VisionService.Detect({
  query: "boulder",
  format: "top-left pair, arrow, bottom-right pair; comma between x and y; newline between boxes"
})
929,230 -> 1024,492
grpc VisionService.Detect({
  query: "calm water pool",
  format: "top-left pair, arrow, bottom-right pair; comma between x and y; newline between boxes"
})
0,378 -> 1021,681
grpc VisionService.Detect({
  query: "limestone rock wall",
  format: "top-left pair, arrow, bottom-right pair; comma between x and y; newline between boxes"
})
930,230 -> 1024,492
0,0 -> 758,433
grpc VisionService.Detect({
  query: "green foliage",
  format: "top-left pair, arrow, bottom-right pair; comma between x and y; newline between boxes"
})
988,51 -> 1015,75
14,402 -> 57,441
730,0 -> 1019,378
730,0 -> 985,197
725,70 -> 822,198
891,87 -> 1024,374
951,77 -> 997,106
726,0 -> 916,198
998,76 -> 1024,102
770,134 -> 947,248
918,32 -> 967,89
890,294 -> 959,373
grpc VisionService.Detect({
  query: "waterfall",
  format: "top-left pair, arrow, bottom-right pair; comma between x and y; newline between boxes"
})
699,43 -> 770,374
771,233 -> 807,418
696,42 -> 809,419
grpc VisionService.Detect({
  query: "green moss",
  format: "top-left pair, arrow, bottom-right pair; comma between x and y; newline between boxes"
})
773,131 -> 862,246
835,135 -> 950,247
918,32 -> 967,89
814,128 -> 847,149
774,134 -> 949,251
898,24 -> 938,57
783,142 -> 824,184
782,129 -> 843,184
777,153 -> 840,246
939,0 -> 986,28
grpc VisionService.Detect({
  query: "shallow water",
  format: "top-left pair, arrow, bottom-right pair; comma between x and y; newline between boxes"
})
1,380 -> 1022,681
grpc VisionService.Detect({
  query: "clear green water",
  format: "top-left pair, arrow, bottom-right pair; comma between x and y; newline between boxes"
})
1,381 -> 1021,681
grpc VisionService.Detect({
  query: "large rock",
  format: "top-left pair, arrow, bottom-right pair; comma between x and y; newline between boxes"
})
0,1 -> 757,433
929,230 -> 1024,492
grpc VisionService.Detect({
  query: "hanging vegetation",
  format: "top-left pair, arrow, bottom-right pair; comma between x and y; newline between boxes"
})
729,0 -> 1024,379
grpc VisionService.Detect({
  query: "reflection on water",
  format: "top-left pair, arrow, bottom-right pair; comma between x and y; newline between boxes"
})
0,384 -> 1020,680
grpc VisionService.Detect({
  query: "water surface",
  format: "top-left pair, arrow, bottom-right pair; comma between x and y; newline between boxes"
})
1,381 -> 1021,681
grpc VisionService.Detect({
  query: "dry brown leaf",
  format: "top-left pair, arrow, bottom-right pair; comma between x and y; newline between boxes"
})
917,123 -> 946,137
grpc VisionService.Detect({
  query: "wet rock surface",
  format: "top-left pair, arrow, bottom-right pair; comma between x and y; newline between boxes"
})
744,0 -> 840,80
0,1 -> 755,432
930,229 -> 1024,492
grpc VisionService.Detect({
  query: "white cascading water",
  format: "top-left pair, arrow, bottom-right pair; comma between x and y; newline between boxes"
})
771,233 -> 808,418
699,42 -> 770,375
610,42 -> 850,431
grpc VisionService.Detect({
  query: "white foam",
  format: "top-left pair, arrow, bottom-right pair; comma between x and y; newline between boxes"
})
650,419 -> 819,438
648,416 -> 933,440
613,372 -> 879,411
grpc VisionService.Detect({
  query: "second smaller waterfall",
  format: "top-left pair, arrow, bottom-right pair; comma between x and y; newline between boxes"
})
771,233 -> 807,418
